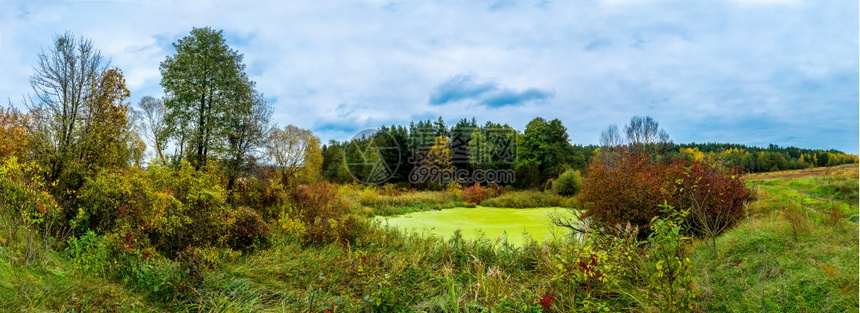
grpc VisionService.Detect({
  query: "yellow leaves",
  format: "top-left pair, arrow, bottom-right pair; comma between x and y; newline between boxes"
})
0,106 -> 30,160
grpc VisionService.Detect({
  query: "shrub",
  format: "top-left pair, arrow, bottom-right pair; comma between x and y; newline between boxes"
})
646,202 -> 695,312
0,157 -> 63,267
668,160 -> 750,243
224,207 -> 270,252
580,152 -> 750,237
66,230 -> 111,276
291,182 -> 367,246
580,153 -> 668,231
552,169 -> 583,196
463,183 -> 490,204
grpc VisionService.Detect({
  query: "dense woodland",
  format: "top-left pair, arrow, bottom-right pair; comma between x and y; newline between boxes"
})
1,28 -> 857,311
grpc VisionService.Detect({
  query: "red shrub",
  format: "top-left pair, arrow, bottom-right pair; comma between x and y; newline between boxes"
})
580,153 -> 670,229
226,207 -> 271,252
463,183 -> 490,204
580,152 -> 750,236
668,160 -> 750,237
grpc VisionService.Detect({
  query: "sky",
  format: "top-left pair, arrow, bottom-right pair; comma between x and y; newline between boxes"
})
1,0 -> 857,154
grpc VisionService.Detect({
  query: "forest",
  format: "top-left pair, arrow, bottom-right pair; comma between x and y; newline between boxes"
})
1,28 -> 857,312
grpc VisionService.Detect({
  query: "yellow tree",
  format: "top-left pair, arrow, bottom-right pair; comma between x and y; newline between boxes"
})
0,106 -> 30,161
426,135 -> 453,173
79,68 -> 145,170
265,125 -> 322,188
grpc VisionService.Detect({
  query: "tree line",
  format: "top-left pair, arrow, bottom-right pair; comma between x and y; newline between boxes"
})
2,28 -> 856,204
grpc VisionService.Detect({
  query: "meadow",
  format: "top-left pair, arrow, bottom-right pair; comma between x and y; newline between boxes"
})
2,164 -> 856,312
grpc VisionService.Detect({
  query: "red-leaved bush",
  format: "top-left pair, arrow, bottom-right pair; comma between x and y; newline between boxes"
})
463,183 -> 490,204
666,160 -> 750,238
580,152 -> 750,237
580,153 -> 669,229
226,207 -> 270,252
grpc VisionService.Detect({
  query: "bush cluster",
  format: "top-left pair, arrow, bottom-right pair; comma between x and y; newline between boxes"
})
552,169 -> 583,196
287,182 -> 368,246
580,152 -> 751,236
462,182 -> 503,205
74,161 -> 273,259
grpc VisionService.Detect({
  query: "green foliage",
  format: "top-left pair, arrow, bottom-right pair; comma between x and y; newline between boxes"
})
551,169 -> 582,196
675,143 -> 858,173
160,26 -> 268,171
646,202 -> 695,312
517,117 -> 585,187
694,168 -> 858,312
66,230 -> 111,277
481,190 -> 579,209
0,157 -> 63,267
338,183 -> 461,216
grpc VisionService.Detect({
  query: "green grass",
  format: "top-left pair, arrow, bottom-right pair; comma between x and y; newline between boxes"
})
0,252 -> 156,312
339,184 -> 464,216
377,206 -> 569,246
692,165 -> 859,312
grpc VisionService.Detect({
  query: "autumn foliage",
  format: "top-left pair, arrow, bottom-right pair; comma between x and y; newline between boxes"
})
289,182 -> 367,246
580,151 -> 750,236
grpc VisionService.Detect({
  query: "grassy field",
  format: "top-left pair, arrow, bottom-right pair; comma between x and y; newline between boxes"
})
692,164 -> 859,312
1,165 -> 857,312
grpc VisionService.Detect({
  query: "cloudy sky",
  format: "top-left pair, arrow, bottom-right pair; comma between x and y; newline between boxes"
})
1,0 -> 857,154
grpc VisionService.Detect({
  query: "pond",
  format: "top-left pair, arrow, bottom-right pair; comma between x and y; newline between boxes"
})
376,206 -> 573,246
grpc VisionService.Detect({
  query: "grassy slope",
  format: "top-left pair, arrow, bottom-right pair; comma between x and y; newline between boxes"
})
693,164 -> 859,312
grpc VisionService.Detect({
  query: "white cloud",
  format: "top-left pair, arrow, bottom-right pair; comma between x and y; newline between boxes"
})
0,0 -> 856,154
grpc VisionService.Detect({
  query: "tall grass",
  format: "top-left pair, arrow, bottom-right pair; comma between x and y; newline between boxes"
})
339,184 -> 464,216
692,165 -> 859,312
480,190 -> 580,209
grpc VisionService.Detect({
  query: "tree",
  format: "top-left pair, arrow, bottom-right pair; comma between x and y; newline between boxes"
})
222,91 -> 272,190
516,117 -> 582,187
624,115 -> 670,156
78,68 -> 143,171
599,124 -> 623,149
27,32 -> 108,187
266,125 -> 322,189
321,141 -> 352,183
160,27 -> 263,171
0,105 -> 30,160
138,96 -> 169,163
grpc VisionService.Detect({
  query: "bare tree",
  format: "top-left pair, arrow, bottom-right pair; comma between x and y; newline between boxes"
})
599,124 -> 624,149
27,32 -> 108,183
138,96 -> 169,164
624,115 -> 670,156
